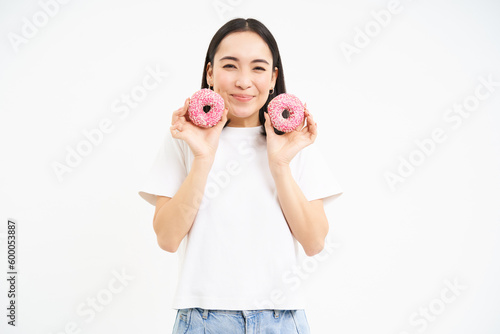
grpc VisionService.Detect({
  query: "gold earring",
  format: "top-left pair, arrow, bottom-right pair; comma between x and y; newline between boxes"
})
269,88 -> 274,95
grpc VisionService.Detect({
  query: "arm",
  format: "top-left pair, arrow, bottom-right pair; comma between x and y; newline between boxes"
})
270,164 -> 328,257
153,157 -> 213,253
263,104 -> 331,257
152,98 -> 229,253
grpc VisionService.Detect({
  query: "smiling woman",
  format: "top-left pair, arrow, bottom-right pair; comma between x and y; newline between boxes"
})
138,17 -> 344,333
200,18 -> 285,133
204,31 -> 278,127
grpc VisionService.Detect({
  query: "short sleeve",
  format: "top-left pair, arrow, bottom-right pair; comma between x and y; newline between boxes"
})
292,143 -> 343,207
138,132 -> 188,206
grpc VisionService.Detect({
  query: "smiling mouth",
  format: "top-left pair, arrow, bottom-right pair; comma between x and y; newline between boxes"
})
231,95 -> 254,102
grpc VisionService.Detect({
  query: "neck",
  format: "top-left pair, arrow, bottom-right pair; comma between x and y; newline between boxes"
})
225,113 -> 261,127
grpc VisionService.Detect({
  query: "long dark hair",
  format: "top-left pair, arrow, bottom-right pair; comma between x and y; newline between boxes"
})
201,18 -> 286,136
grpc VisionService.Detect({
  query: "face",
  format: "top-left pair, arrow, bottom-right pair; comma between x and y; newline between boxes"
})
206,31 -> 278,127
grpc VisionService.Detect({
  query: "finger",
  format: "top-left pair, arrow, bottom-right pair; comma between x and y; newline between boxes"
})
297,113 -> 309,132
302,103 -> 317,138
171,107 -> 182,125
172,98 -> 190,125
177,98 -> 190,121
304,104 -> 314,124
171,121 -> 183,132
300,103 -> 310,128
306,109 -> 312,117
170,124 -> 181,139
310,120 -> 318,141
299,113 -> 307,130
263,111 -> 274,134
173,111 -> 188,127
215,107 -> 229,131
306,118 -> 318,140
304,103 -> 312,117
301,112 -> 315,134
306,111 -> 314,126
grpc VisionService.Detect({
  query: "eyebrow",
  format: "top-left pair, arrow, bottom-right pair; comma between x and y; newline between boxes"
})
219,56 -> 270,65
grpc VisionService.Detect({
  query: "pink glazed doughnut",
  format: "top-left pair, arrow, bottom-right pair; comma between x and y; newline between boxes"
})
267,93 -> 305,132
188,89 -> 225,128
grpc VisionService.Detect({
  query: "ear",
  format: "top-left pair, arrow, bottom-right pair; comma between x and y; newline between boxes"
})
271,66 -> 278,88
206,62 -> 213,85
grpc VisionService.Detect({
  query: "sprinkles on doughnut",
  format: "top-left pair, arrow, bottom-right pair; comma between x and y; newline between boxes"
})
267,93 -> 305,132
188,89 -> 225,128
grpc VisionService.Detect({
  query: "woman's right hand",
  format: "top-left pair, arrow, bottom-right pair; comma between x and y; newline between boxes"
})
170,97 -> 229,162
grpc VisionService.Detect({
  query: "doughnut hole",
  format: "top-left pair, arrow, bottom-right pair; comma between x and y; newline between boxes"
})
282,109 -> 290,119
203,105 -> 211,113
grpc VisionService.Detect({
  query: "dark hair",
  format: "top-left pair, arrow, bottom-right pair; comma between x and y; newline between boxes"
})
201,18 -> 286,136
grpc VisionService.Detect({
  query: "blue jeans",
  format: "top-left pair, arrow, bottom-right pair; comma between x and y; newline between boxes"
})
172,308 -> 311,333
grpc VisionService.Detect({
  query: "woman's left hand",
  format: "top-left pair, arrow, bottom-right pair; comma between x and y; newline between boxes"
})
264,103 -> 317,170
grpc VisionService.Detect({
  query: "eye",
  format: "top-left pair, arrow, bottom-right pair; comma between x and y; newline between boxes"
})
254,67 -> 266,71
223,64 -> 236,69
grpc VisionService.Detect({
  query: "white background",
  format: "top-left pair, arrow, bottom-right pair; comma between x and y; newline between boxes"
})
1,0 -> 499,333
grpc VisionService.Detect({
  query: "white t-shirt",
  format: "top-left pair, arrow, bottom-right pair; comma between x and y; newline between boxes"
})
138,125 -> 343,310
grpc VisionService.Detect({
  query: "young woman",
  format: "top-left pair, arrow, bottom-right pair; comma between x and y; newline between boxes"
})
139,17 -> 343,333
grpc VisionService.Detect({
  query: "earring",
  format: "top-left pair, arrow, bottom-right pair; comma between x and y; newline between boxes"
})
269,88 -> 274,95
208,84 -> 212,90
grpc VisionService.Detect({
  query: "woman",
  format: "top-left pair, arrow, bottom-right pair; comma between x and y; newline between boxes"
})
139,17 -> 343,333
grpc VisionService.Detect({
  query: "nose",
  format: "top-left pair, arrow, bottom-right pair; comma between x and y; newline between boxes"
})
235,70 -> 252,90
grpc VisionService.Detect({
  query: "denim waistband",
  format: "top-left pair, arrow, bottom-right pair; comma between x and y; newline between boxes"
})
197,308 -> 282,319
